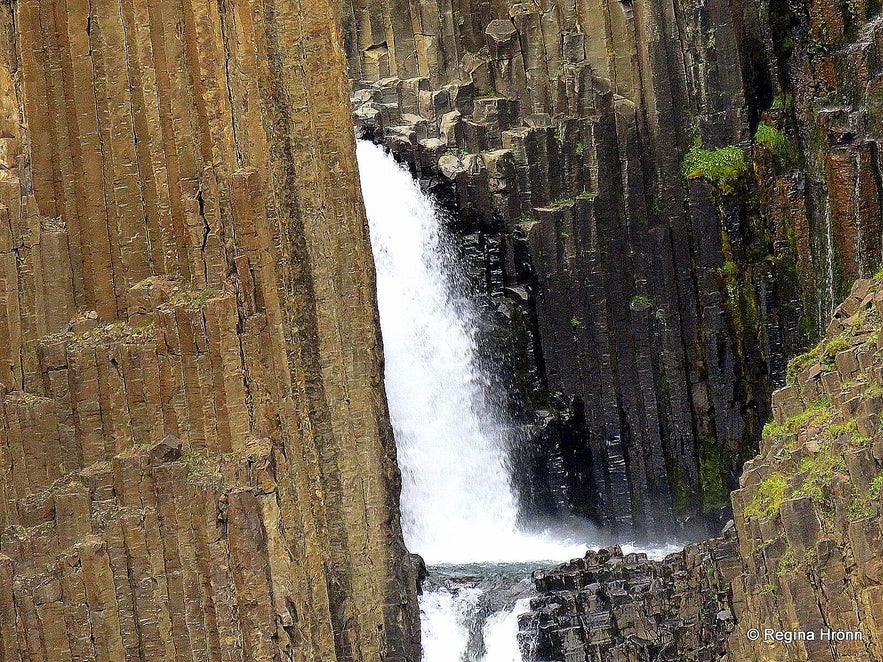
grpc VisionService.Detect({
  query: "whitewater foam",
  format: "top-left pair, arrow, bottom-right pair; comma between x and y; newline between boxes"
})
359,140 -> 591,565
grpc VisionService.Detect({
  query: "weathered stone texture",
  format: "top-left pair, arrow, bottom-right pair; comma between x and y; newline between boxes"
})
521,277 -> 883,660
0,2 -> 419,660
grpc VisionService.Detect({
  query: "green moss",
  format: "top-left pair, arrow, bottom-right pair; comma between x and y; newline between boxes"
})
631,294 -> 653,307
850,493 -> 877,519
784,356 -> 810,383
722,259 -> 739,301
190,288 -> 219,309
787,331 -> 853,384
670,463 -> 691,516
744,472 -> 789,519
763,420 -> 783,439
785,223 -> 797,252
793,444 -> 848,502
765,397 -> 836,445
776,548 -> 796,575
570,317 -> 582,329
575,142 -> 585,156
825,334 -> 851,357
681,144 -> 746,192
849,471 -> 883,519
127,322 -> 156,339
699,443 -> 729,511
551,195 -> 576,206
771,93 -> 794,110
754,121 -> 794,165
825,418 -> 857,439
777,547 -> 816,576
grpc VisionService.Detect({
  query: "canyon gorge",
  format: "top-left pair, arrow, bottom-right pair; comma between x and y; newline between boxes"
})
3,0 -> 883,660
347,0 -> 883,538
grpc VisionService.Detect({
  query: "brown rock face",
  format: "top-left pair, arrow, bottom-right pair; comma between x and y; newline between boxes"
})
0,2 -> 419,661
727,277 -> 883,661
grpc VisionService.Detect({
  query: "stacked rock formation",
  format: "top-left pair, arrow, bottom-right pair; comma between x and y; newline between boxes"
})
0,2 -> 419,661
521,276 -> 883,661
728,277 -> 883,661
519,539 -> 739,661
343,0 -> 883,536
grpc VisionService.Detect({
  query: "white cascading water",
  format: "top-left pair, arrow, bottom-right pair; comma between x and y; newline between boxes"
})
358,140 -> 587,566
357,141 -> 681,661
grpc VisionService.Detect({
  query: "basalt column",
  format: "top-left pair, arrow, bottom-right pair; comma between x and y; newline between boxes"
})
342,0 -> 783,535
343,0 -> 883,537
0,2 -> 420,661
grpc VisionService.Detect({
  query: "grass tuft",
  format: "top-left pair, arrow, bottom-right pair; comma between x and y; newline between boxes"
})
681,144 -> 746,192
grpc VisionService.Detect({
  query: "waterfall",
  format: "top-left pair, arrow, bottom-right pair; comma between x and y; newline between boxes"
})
357,141 -> 681,660
357,140 -> 586,566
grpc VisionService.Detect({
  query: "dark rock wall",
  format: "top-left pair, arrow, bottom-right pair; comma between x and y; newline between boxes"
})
342,0 -> 883,537
519,277 -> 883,661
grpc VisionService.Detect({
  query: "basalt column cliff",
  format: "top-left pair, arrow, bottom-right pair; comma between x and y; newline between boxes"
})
0,3 -> 420,661
345,0 -> 883,535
